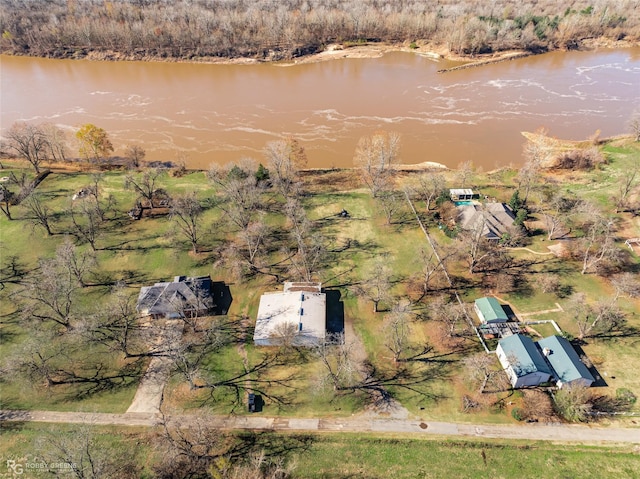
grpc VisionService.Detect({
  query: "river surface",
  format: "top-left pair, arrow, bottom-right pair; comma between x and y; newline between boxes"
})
1,48 -> 639,169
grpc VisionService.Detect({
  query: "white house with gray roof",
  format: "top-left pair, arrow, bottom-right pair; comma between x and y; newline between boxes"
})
496,334 -> 553,388
254,282 -> 326,347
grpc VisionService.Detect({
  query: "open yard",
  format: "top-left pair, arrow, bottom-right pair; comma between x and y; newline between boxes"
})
1,138 -> 639,431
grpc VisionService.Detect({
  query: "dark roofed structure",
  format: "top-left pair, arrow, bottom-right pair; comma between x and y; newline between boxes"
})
457,202 -> 516,240
136,275 -> 215,319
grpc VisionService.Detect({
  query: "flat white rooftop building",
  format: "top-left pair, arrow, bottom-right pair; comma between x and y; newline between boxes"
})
254,282 -> 326,347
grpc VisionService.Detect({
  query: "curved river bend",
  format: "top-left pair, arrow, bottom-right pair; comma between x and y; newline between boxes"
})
2,48 -> 639,169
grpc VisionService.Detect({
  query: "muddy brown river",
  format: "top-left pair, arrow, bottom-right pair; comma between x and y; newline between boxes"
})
1,48 -> 639,169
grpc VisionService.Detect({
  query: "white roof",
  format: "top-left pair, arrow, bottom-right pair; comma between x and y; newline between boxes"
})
254,289 -> 326,346
450,188 -> 474,195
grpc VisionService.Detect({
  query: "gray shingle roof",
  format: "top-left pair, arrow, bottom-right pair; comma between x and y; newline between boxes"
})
136,276 -> 214,317
457,202 -> 516,240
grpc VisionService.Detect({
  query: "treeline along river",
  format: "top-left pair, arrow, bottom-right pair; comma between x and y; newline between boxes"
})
1,48 -> 639,169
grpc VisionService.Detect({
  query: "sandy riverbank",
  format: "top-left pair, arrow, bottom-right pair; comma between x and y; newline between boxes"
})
11,37 -> 638,68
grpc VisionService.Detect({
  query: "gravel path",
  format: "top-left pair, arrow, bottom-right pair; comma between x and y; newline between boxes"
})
1,409 -> 638,444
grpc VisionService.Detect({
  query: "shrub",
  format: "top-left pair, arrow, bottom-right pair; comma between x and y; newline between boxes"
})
511,407 -> 525,421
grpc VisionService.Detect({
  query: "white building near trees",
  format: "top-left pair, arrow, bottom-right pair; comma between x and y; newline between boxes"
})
254,282 -> 326,347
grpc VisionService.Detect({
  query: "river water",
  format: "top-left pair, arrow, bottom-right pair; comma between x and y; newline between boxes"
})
1,48 -> 639,169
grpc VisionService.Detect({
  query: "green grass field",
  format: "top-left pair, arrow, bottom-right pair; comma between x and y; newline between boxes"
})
1,138 -> 639,424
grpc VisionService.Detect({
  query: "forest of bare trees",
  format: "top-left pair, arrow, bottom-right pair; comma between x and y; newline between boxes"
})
0,0 -> 637,61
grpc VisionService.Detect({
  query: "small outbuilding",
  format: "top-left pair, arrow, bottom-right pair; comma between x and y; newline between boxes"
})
474,297 -> 508,324
254,282 -> 326,347
497,334 -> 553,388
538,335 -> 595,389
450,188 -> 474,201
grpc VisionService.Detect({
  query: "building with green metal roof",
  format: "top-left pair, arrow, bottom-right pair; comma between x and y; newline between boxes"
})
474,297 -> 508,324
538,335 -> 595,388
496,334 -> 553,388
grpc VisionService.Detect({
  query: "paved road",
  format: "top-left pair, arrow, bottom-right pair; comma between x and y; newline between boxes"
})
1,410 -> 638,444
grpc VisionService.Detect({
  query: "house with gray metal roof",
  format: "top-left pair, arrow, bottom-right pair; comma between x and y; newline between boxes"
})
474,297 -> 508,324
496,334 -> 553,388
538,335 -> 595,388
136,275 -> 215,319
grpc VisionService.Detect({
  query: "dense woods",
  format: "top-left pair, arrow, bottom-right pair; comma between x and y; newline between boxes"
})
1,0 -> 638,61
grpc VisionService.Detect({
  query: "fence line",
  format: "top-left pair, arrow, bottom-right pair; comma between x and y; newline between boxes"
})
403,190 -> 490,353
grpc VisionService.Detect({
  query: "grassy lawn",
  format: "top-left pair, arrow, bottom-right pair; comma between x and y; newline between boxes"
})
1,138 -> 639,425
291,434 -> 640,479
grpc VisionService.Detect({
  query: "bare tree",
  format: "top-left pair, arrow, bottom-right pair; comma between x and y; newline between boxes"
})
567,293 -> 626,339
628,111 -> 640,142
125,168 -> 166,210
417,246 -> 453,298
207,160 -> 263,229
457,212 -> 498,274
383,299 -> 413,364
356,256 -> 393,313
23,193 -> 55,236
224,215 -> 272,278
431,295 -> 471,345
411,171 -> 445,211
0,184 -> 15,220
354,131 -> 401,197
4,122 -> 48,173
86,287 -> 147,357
376,189 -> 403,225
612,163 -> 639,212
37,422 -> 141,479
20,258 -> 80,330
87,173 -> 117,222
42,122 -> 69,163
463,352 -> 502,394
55,237 -> 97,287
538,190 -> 579,240
169,192 -> 203,254
611,272 -> 640,299
313,332 -> 360,392
518,137 -> 545,203
578,213 -> 618,275
70,196 -> 104,251
553,383 -> 592,422
456,160 -> 474,189
124,144 -> 146,169
264,139 -> 304,198
284,199 -> 326,282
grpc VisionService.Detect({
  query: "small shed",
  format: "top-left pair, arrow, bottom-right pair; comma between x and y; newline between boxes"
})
497,334 -> 553,388
474,297 -> 508,324
450,188 -> 474,201
538,336 -> 594,389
